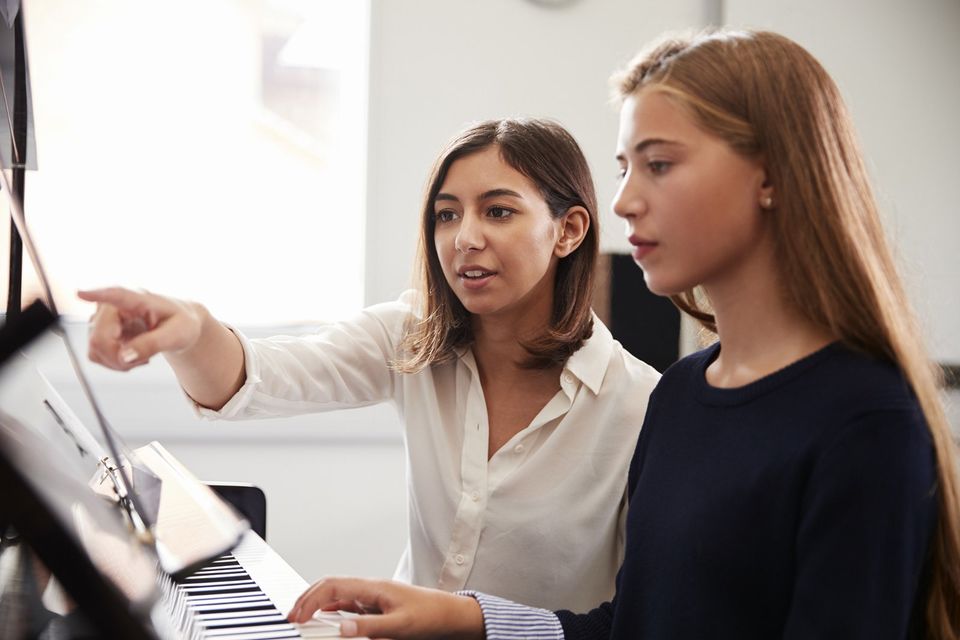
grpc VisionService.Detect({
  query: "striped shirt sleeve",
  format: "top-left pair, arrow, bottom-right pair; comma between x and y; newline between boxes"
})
458,591 -> 564,640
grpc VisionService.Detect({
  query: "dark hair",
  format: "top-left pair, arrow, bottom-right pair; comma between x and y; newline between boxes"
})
395,118 -> 598,372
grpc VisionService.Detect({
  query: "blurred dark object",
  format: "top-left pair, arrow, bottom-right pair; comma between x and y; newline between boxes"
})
594,253 -> 680,373
208,482 -> 267,541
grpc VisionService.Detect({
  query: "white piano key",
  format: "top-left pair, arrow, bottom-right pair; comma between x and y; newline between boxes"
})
205,632 -> 302,640
204,622 -> 305,636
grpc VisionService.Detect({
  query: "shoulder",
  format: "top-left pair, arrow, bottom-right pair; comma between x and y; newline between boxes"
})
815,344 -> 919,412
818,348 -> 930,456
286,290 -> 420,359
355,289 -> 420,332
361,289 -> 420,319
592,318 -> 661,393
775,344 -> 926,441
786,345 -> 933,487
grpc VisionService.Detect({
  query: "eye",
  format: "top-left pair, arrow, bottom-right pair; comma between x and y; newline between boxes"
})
487,206 -> 515,220
647,160 -> 671,175
615,166 -> 627,181
435,209 -> 459,223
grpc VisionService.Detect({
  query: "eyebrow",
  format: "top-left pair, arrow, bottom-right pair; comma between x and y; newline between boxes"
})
616,138 -> 683,161
434,188 -> 525,204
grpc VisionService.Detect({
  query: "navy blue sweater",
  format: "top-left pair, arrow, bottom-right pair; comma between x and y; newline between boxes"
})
557,342 -> 937,639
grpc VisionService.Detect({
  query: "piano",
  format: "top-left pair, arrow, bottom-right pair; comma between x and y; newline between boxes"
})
0,317 -> 352,639
162,532 -> 342,639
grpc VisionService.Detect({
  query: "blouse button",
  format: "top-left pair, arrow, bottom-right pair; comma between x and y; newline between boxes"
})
562,372 -> 574,384
455,554 -> 465,565
471,491 -> 480,501
514,444 -> 524,454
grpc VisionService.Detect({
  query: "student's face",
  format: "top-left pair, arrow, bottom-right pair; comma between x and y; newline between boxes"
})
433,146 -> 564,320
613,88 -> 772,296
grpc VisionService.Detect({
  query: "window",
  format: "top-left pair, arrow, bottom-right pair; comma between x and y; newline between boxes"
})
3,0 -> 369,323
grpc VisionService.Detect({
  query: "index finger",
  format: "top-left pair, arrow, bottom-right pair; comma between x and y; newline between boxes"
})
78,287 -> 152,312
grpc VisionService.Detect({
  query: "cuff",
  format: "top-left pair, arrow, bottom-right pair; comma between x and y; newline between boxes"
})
457,591 -> 564,640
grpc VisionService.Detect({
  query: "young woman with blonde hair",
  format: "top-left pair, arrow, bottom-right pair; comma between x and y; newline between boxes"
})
287,29 -> 960,640
80,118 -> 661,612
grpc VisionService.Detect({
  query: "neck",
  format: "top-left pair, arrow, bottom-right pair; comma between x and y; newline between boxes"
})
470,291 -> 555,379
703,244 -> 834,388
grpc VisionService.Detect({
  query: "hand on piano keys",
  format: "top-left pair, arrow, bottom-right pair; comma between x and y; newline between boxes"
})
287,576 -> 485,640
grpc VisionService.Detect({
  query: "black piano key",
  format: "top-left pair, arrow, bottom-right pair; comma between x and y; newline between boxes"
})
182,583 -> 260,595
193,604 -> 275,615
185,574 -> 251,584
188,594 -> 269,604
197,610 -> 282,621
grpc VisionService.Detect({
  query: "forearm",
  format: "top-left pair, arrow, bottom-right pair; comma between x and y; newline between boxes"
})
164,303 -> 246,410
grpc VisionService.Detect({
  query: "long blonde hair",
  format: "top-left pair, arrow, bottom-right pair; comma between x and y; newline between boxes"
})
613,29 -> 960,637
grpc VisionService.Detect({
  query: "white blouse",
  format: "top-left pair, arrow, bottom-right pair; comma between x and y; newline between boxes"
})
197,292 -> 660,612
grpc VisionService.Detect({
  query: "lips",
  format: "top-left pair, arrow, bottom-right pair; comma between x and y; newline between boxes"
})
456,265 -> 497,290
628,235 -> 658,261
460,269 -> 495,279
457,264 -> 496,278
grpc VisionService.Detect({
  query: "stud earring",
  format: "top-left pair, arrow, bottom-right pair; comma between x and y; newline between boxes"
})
761,196 -> 774,209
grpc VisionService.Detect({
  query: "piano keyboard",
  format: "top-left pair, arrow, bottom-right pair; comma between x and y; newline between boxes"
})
157,531 -> 345,639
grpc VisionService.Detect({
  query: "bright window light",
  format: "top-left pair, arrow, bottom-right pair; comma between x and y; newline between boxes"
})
3,0 -> 369,324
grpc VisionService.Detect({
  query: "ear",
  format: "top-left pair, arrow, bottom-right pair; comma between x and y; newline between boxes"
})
554,206 -> 590,258
758,167 -> 776,210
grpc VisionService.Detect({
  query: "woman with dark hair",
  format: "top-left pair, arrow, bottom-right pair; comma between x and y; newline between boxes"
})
286,29 -> 960,640
79,118 -> 661,611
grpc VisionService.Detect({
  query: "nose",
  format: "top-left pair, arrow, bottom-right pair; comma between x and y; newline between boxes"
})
454,213 -> 484,253
612,170 -> 646,221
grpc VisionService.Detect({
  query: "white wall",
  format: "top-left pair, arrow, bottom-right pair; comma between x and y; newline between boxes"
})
24,0 -> 960,589
363,0 -> 716,304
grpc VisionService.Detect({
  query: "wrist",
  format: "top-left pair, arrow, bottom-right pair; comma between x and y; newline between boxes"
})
162,302 -> 214,370
448,594 -> 485,640
174,301 -> 213,356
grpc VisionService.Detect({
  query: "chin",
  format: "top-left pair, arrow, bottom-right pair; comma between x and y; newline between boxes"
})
642,271 -> 689,298
460,300 -> 501,317
453,292 -> 493,314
